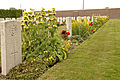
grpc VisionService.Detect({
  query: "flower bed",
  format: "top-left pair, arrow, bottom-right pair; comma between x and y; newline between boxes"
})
71,16 -> 109,43
0,8 -> 109,80
0,8 -> 70,80
21,8 -> 70,66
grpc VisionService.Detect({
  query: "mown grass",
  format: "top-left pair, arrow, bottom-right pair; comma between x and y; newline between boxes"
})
38,19 -> 120,80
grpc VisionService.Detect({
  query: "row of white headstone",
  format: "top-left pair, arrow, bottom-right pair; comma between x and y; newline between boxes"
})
57,16 -> 107,24
57,16 -> 92,23
0,17 -> 77,76
0,18 -> 71,76
0,15 -> 106,75
66,17 -> 91,38
66,16 -> 107,37
0,18 -> 70,76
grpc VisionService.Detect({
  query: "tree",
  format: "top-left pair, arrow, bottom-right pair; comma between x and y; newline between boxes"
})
9,7 -> 16,10
105,7 -> 110,9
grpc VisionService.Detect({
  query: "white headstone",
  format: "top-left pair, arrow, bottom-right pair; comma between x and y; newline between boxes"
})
71,17 -> 74,20
84,16 -> 87,20
81,17 -> 84,19
73,17 -> 75,20
0,20 -> 22,75
87,16 -> 90,22
66,17 -> 72,37
6,18 -> 11,20
92,16 -> 94,22
0,18 -> 4,21
77,16 -> 81,21
12,18 -> 16,20
57,17 -> 59,22
60,17 -> 62,24
17,17 -> 22,21
63,17 -> 66,22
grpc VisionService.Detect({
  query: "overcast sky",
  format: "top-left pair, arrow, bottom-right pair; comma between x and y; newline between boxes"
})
0,0 -> 120,11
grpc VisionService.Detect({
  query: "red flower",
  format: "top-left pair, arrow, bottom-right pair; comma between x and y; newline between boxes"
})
89,23 -> 92,26
67,32 -> 70,35
64,35 -> 68,38
63,21 -> 65,23
57,22 -> 60,23
61,30 -> 66,34
61,30 -> 70,39
91,29 -> 94,32
61,30 -> 65,34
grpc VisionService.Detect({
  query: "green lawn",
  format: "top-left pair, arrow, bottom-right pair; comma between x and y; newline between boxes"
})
38,19 -> 120,80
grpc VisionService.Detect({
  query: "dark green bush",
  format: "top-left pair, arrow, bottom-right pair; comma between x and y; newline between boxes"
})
0,9 -> 23,19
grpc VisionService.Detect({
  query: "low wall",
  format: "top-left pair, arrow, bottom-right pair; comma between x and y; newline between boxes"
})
56,8 -> 120,19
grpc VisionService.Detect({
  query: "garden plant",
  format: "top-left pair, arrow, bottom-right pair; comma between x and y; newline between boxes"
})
71,16 -> 109,43
0,8 -> 109,80
0,8 -> 70,80
21,8 -> 70,66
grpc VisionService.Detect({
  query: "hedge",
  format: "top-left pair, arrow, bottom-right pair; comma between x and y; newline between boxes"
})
0,9 -> 23,19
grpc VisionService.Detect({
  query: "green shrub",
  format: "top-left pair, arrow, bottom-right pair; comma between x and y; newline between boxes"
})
0,9 -> 22,19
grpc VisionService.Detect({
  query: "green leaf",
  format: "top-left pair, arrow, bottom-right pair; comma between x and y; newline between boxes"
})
56,54 -> 63,61
63,51 -> 67,59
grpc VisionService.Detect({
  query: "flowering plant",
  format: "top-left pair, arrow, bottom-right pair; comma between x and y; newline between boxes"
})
57,22 -> 60,26
89,22 -> 93,26
61,21 -> 66,26
72,15 -> 109,40
57,21 -> 66,27
61,30 -> 70,39
21,8 -> 70,66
